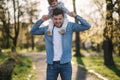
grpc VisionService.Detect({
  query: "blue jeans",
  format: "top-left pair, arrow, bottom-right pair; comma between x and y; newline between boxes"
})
46,62 -> 72,80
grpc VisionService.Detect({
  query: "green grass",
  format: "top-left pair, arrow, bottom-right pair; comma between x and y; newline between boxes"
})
0,53 -> 9,65
1,47 -> 45,54
12,55 -> 34,80
72,56 -> 120,80
0,53 -> 35,80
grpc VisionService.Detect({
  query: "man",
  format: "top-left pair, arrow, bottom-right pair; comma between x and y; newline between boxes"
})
30,8 -> 91,80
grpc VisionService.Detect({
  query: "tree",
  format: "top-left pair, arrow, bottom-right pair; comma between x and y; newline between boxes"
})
0,0 -> 11,48
11,0 -> 20,51
112,0 -> 120,56
118,0 -> 120,56
0,0 -> 22,51
0,0 -> 41,51
80,0 -> 106,53
72,0 -> 81,57
25,0 -> 40,50
103,0 -> 115,66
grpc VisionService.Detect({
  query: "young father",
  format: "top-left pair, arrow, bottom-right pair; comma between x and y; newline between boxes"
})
30,8 -> 91,80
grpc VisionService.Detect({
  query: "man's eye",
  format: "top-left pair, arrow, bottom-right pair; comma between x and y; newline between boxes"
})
59,18 -> 62,20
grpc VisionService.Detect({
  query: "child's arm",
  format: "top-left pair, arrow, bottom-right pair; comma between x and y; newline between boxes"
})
47,7 -> 53,19
58,2 -> 70,14
58,2 -> 73,17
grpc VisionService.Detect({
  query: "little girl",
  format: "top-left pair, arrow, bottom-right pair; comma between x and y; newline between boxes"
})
43,0 -> 73,36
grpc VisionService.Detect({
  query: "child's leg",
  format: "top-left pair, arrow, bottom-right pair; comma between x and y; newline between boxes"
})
59,18 -> 68,34
46,20 -> 53,36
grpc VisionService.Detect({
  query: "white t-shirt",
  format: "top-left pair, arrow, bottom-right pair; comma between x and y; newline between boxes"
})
53,27 -> 63,61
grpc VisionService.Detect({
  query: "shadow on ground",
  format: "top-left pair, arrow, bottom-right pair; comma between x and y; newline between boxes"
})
0,58 -> 16,80
75,56 -> 87,80
107,65 -> 120,77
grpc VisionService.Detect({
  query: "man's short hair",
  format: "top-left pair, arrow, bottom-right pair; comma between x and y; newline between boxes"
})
47,0 -> 58,4
52,8 -> 64,17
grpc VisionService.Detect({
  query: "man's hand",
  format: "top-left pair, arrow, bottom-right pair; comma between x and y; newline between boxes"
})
42,15 -> 49,21
68,12 -> 77,18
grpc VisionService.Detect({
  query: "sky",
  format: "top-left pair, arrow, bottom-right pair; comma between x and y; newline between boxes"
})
39,0 -> 91,16
39,0 -> 91,25
8,0 -> 93,24
9,0 -> 107,25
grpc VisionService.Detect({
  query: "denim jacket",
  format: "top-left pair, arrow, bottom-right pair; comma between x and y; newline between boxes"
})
30,15 -> 91,64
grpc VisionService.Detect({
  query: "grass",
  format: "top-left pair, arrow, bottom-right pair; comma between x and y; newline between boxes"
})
1,47 -> 45,54
72,56 -> 120,80
0,53 -> 9,65
0,53 -> 35,80
12,55 -> 35,80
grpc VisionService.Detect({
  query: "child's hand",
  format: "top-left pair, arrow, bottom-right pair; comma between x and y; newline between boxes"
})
42,15 -> 49,21
68,12 -> 77,18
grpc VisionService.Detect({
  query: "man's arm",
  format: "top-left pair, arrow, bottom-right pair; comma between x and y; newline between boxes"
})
71,14 -> 91,32
30,17 -> 47,35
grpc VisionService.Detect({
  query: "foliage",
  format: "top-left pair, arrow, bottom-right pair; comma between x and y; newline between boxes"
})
79,0 -> 119,55
0,0 -> 119,55
80,0 -> 105,43
0,53 -> 34,80
0,0 -> 41,51
72,56 -> 120,80
73,0 -> 81,56
12,55 -> 33,80
0,53 -> 9,65
112,0 -> 120,54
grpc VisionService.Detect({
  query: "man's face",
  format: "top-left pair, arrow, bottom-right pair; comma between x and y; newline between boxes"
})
52,14 -> 64,28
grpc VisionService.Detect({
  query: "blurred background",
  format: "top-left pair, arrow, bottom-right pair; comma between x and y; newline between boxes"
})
0,0 -> 119,57
0,0 -> 120,80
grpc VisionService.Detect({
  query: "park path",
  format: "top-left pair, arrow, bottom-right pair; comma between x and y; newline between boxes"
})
24,52 -> 102,80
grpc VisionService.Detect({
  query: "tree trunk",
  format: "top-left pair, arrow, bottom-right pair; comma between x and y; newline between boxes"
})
73,0 -> 81,57
103,39 -> 114,66
97,44 -> 101,53
12,0 -> 17,51
2,26 -> 10,48
74,32 -> 81,56
5,35 -> 10,48
11,0 -> 20,52
31,35 -> 34,50
12,38 -> 17,52
30,15 -> 34,50
118,0 -> 120,56
103,0 -> 114,66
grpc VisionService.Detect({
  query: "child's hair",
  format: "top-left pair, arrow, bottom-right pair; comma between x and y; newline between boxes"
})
52,8 -> 64,17
47,0 -> 58,4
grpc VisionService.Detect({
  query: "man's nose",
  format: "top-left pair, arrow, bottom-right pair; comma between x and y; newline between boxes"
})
56,20 -> 60,22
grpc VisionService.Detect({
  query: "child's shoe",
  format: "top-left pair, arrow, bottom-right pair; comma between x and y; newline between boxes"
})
59,29 -> 66,34
46,30 -> 52,36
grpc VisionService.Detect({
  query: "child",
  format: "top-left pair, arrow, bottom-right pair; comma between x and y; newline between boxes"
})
43,0 -> 73,36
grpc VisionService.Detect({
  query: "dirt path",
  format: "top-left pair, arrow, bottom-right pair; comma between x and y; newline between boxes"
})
25,52 -> 102,80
